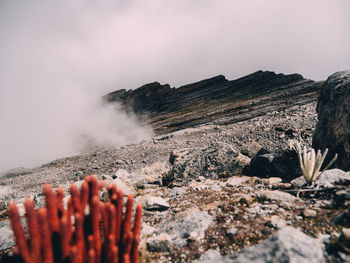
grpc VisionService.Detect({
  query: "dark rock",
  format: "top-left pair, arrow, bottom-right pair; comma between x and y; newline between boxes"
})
313,70 -> 350,171
326,227 -> 350,262
105,71 -> 322,134
199,227 -> 325,263
249,150 -> 301,182
331,208 -> 350,227
146,234 -> 173,252
335,189 -> 350,205
164,142 -> 250,187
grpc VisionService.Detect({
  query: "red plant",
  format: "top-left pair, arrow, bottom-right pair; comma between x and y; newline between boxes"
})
8,176 -> 142,263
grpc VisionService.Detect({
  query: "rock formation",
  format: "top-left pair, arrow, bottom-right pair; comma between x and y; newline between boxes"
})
104,71 -> 322,134
313,70 -> 350,171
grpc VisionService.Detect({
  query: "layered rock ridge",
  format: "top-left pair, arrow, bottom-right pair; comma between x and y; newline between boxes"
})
104,71 -> 322,134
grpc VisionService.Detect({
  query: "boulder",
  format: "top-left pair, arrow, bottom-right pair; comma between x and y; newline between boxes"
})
164,143 -> 250,187
313,70 -> 350,171
249,149 -> 300,182
157,208 -> 213,247
199,227 -> 325,263
291,168 -> 350,188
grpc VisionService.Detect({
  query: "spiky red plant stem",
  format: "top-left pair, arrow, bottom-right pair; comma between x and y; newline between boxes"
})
43,184 -> 60,233
75,212 -> 86,263
24,198 -> 41,263
38,207 -> 54,263
59,213 -> 71,261
8,202 -> 33,263
115,189 -> 124,246
131,204 -> 142,263
91,195 -> 102,263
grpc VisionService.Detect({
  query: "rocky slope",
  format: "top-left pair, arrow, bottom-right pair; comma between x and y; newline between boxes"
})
1,71 -> 350,263
104,70 -> 322,134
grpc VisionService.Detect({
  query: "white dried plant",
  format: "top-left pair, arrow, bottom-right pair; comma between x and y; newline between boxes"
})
288,140 -> 338,184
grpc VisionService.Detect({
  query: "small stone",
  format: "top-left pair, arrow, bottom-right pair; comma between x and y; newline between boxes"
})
197,249 -> 221,261
169,187 -> 187,199
226,227 -> 238,237
341,228 -> 350,242
303,209 -> 317,218
147,233 -> 173,252
114,169 -> 131,180
268,177 -> 282,185
141,223 -> 157,237
260,190 -> 296,202
239,195 -> 254,205
241,142 -> 262,158
226,176 -> 250,187
112,178 -> 134,196
145,196 -> 170,211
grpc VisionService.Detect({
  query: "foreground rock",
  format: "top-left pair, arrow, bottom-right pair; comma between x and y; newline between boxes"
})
200,227 -> 325,263
313,70 -> 350,171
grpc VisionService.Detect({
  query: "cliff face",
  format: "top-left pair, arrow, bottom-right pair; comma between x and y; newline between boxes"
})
104,71 -> 323,134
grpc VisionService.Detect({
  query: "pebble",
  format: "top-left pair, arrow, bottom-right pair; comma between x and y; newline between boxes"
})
260,190 -> 296,202
303,209 -> 317,218
268,177 -> 282,185
147,233 -> 173,252
226,227 -> 238,237
145,196 -> 170,211
341,228 -> 350,242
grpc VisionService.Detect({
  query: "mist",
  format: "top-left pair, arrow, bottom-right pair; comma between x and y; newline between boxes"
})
0,0 -> 349,172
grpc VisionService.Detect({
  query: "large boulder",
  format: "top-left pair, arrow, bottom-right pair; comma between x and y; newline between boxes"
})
164,143 -> 250,187
199,226 -> 325,263
313,70 -> 350,171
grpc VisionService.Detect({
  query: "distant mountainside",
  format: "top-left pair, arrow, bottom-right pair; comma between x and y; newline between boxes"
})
104,70 -> 323,134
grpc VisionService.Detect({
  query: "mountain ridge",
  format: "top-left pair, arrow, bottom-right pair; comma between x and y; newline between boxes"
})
104,70 -> 323,134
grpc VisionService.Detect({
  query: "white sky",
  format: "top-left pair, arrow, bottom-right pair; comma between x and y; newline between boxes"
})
0,0 -> 349,172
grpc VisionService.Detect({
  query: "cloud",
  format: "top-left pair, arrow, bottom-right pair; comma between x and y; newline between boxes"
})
0,0 -> 349,171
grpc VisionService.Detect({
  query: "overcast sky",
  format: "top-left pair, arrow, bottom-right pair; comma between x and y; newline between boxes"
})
0,0 -> 349,172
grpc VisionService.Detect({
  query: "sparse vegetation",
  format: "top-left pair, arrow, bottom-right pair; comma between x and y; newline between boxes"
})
289,140 -> 338,184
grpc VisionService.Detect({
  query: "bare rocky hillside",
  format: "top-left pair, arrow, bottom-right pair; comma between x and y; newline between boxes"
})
1,71 -> 350,263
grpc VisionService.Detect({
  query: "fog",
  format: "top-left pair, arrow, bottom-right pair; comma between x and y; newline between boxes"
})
0,0 -> 349,172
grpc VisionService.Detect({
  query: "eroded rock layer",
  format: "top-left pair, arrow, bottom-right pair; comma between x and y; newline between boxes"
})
104,70 -> 322,134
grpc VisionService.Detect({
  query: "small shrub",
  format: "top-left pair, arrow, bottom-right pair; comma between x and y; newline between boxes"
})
289,140 -> 338,184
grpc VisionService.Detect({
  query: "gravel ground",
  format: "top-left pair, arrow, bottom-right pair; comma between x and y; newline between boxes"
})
0,102 -> 317,199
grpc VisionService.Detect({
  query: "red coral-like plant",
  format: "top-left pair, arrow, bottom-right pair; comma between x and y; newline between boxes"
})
8,176 -> 142,263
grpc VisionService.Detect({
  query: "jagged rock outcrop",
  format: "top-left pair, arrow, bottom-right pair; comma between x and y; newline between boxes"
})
313,70 -> 350,171
164,142 -> 250,187
104,71 -> 322,134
